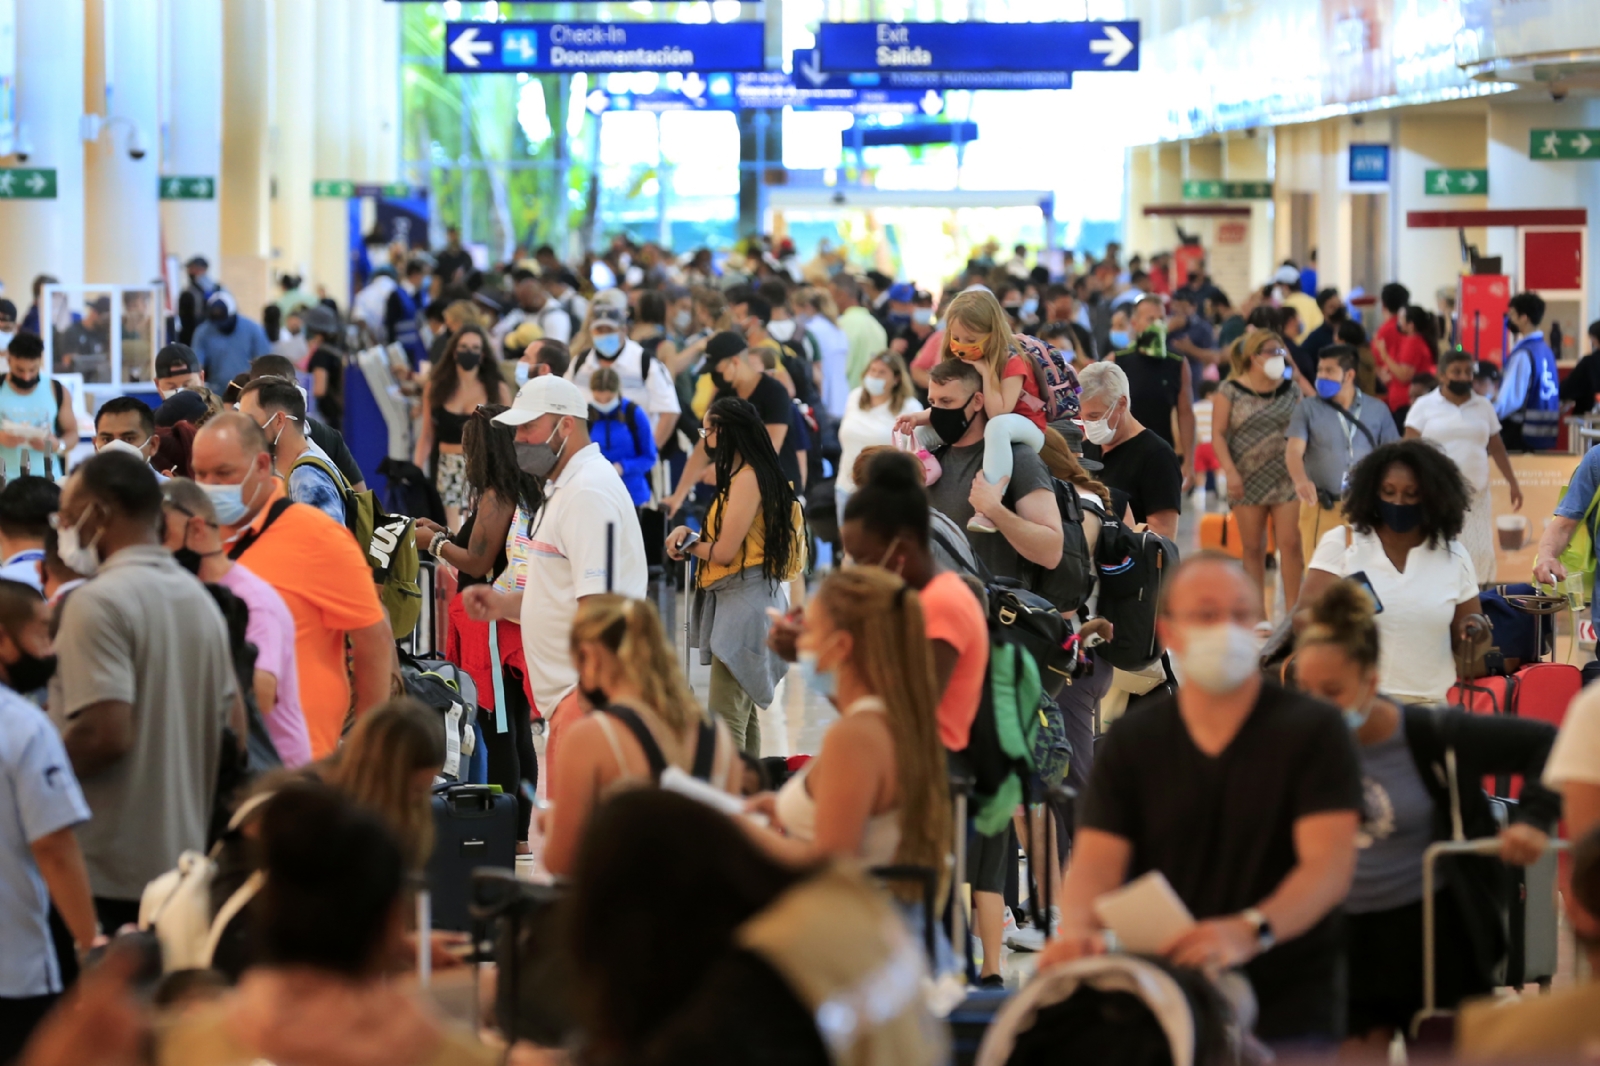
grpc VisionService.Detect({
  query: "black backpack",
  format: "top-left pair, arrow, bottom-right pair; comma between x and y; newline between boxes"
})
1028,478 -> 1100,615
931,527 -> 1077,699
1093,517 -> 1178,672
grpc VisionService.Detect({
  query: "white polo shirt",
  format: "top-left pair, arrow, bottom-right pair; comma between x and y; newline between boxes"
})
1309,526 -> 1479,701
567,339 -> 681,420
1404,389 -> 1501,495
519,443 -> 649,713
0,684 -> 89,996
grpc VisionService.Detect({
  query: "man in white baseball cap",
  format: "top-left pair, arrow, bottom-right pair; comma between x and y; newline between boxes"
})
464,374 -> 648,764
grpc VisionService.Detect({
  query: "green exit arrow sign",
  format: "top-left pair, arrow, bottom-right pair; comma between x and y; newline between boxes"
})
1182,180 -> 1273,201
312,180 -> 355,198
1530,129 -> 1600,160
159,175 -> 215,200
1424,168 -> 1488,195
0,168 -> 57,199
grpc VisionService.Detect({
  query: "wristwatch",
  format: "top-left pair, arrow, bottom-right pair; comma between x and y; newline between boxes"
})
1240,907 -> 1275,952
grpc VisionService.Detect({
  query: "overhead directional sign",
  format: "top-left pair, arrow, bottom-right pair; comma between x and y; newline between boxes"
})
791,49 -> 1070,91
1424,168 -> 1488,195
160,175 -> 215,200
445,21 -> 765,74
1530,129 -> 1600,160
1182,180 -> 1272,201
814,21 -> 1138,74
0,168 -> 56,199
313,181 -> 421,198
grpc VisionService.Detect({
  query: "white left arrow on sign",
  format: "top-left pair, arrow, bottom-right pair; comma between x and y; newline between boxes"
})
450,26 -> 494,69
1090,25 -> 1134,66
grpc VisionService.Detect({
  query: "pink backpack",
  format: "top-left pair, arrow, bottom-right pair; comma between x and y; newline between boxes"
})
1013,334 -> 1080,423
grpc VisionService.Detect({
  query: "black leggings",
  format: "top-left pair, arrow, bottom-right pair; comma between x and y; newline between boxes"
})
482,663 -> 537,841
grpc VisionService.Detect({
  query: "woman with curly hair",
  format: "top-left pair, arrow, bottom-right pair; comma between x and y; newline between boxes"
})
1294,439 -> 1484,703
666,396 -> 806,757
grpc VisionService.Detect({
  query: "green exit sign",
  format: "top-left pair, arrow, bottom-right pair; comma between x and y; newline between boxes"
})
1182,180 -> 1272,201
312,180 -> 355,198
0,168 -> 56,199
1424,168 -> 1488,195
160,175 -> 215,200
1530,129 -> 1600,160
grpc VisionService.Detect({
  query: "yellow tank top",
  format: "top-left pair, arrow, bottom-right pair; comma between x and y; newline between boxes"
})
698,492 -> 806,587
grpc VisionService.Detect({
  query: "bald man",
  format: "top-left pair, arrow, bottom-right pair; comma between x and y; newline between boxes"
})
191,414 -> 389,759
1043,554 -> 1363,1046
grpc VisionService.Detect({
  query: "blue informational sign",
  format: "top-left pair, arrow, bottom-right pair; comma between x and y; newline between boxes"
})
814,22 -> 1138,74
444,22 -> 766,74
792,49 -> 1072,90
585,72 -> 935,116
1348,143 -> 1391,183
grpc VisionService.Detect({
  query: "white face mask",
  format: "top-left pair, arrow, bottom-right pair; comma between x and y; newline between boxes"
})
767,319 -> 797,343
673,309 -> 693,332
1174,623 -> 1259,694
0,328 -> 14,351
912,308 -> 935,327
863,375 -> 888,397
1082,403 -> 1119,446
57,509 -> 102,577
1262,356 -> 1287,380
515,361 -> 532,386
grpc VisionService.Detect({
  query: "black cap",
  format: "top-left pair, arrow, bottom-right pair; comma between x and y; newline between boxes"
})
155,389 -> 209,428
0,299 -> 15,320
704,331 -> 748,368
155,343 -> 198,379
1056,419 -> 1104,473
301,305 -> 340,337
88,296 -> 111,314
185,255 -> 209,270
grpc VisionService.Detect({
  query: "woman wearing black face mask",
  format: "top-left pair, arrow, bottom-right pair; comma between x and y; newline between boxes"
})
1295,439 -> 1486,704
414,324 -> 511,530
1402,348 -> 1523,583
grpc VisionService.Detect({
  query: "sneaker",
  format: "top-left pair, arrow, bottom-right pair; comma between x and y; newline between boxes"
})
1005,908 -> 1060,953
977,973 -> 1006,989
967,511 -> 999,533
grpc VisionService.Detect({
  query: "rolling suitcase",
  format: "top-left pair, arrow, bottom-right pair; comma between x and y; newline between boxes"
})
426,784 -> 517,930
1197,507 -> 1274,560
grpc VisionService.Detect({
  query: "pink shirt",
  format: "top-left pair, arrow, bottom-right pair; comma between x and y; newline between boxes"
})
221,562 -> 313,768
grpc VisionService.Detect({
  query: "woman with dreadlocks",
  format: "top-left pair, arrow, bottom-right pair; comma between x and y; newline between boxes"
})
668,396 -> 807,757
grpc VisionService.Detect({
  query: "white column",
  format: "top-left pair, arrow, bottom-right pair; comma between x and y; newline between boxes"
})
354,0 -> 400,184
0,0 -> 87,296
270,0 -> 315,286
311,0 -> 352,309
1316,122 -> 1352,296
219,0 -> 273,317
84,0 -> 162,286
159,0 -> 222,272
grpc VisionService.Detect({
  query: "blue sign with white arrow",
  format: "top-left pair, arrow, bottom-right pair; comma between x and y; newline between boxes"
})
444,22 -> 766,74
791,49 -> 1071,91
814,21 -> 1138,74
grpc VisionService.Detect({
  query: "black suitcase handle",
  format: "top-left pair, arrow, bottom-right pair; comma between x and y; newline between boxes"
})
434,783 -> 501,815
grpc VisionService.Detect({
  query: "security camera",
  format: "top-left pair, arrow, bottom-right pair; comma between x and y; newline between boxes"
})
127,126 -> 147,160
1551,86 -> 1569,102
13,123 -> 31,163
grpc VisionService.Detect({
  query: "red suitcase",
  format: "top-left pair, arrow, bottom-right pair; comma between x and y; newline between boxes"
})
1510,662 -> 1581,730
1448,675 -> 1517,717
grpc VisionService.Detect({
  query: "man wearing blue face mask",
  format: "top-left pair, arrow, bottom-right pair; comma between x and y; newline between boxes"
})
1286,345 -> 1399,557
568,298 -> 681,450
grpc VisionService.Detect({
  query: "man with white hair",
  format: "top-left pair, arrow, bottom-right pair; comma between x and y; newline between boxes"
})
1079,360 -> 1182,541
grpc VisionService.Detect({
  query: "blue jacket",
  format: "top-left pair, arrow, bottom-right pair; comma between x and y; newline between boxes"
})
192,316 -> 271,384
590,399 -> 657,506
1495,331 -> 1560,449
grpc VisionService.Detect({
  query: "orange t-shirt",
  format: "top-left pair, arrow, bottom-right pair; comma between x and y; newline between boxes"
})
920,571 -> 989,751
233,484 -> 386,758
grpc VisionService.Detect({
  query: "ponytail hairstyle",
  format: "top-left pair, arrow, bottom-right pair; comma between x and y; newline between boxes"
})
327,697 -> 446,871
1295,578 -> 1380,673
1039,427 -> 1112,510
939,288 -> 1016,382
705,396 -> 803,585
814,567 -> 950,898
570,595 -> 703,736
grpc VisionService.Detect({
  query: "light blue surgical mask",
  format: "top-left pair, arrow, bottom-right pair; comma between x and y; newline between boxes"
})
797,650 -> 836,700
1020,297 -> 1039,318
1343,701 -> 1372,732
592,397 -> 620,414
515,361 -> 532,386
202,481 -> 251,526
594,333 -> 623,358
1109,329 -> 1131,350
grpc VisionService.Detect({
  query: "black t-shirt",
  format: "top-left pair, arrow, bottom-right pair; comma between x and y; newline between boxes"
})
1080,682 -> 1363,1041
305,418 -> 364,488
740,373 -> 803,491
1561,350 -> 1600,414
309,347 -> 345,430
1117,352 -> 1184,449
1083,429 -> 1182,523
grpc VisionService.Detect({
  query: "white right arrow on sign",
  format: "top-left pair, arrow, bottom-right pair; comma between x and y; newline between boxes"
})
449,26 -> 493,69
1459,171 -> 1479,191
1090,26 -> 1134,66
1573,132 -> 1594,156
